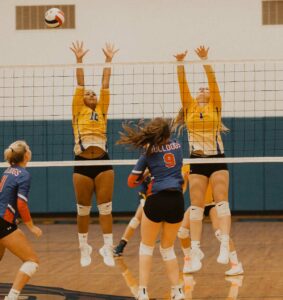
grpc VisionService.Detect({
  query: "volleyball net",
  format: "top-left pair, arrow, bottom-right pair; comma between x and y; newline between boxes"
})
1,59 -> 283,167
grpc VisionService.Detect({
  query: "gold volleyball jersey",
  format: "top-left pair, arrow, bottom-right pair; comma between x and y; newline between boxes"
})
178,65 -> 224,156
182,164 -> 214,204
72,86 -> 110,155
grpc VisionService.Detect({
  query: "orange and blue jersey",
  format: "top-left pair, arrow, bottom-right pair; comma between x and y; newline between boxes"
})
128,140 -> 184,194
0,166 -> 31,224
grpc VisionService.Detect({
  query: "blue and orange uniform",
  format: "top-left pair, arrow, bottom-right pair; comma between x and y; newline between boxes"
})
128,140 -> 184,223
0,166 -> 31,238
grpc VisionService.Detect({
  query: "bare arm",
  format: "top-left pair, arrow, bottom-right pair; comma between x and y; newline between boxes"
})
195,45 -> 221,109
174,51 -> 194,109
101,43 -> 119,89
70,41 -> 89,86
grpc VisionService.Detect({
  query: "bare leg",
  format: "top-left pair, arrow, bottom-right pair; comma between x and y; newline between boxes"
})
95,169 -> 114,234
73,173 -> 94,234
139,212 -> 161,287
161,221 -> 182,286
1,229 -> 38,294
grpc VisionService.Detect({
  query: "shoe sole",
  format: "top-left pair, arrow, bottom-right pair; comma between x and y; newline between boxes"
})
225,270 -> 244,276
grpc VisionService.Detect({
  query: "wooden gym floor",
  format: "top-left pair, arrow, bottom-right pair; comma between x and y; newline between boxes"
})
0,216 -> 283,299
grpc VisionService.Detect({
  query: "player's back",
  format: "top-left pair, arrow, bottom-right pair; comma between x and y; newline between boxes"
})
146,140 -> 183,194
0,166 -> 30,222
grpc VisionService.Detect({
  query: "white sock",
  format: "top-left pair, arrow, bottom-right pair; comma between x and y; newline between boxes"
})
182,247 -> 190,256
221,234 -> 230,244
7,288 -> 20,300
103,233 -> 113,247
78,233 -> 88,247
229,250 -> 239,265
191,240 -> 200,249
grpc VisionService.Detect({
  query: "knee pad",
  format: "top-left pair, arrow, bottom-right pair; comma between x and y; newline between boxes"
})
139,242 -> 154,256
177,226 -> 190,239
20,261 -> 38,277
216,201 -> 231,217
77,204 -> 91,216
215,229 -> 221,242
159,246 -> 176,261
97,202 -> 112,215
189,206 -> 204,221
129,217 -> 140,229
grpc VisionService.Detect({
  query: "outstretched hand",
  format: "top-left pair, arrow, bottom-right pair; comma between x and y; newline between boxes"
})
195,45 -> 209,60
102,43 -> 119,63
70,41 -> 89,63
174,50 -> 188,62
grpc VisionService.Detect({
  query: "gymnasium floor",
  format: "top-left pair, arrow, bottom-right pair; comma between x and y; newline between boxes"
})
1,217 -> 283,299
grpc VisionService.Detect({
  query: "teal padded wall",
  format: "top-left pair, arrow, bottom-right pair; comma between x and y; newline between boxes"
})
0,118 -> 283,213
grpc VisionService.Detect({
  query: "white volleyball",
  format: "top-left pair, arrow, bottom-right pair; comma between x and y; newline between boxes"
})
45,8 -> 65,28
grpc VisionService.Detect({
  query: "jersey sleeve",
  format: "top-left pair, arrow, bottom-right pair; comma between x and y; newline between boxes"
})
72,86 -> 85,116
17,198 -> 31,223
97,88 -> 110,118
203,65 -> 222,110
17,172 -> 31,203
128,155 -> 148,188
177,65 -> 194,110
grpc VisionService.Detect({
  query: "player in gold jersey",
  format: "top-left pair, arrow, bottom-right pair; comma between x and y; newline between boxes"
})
70,41 -> 118,268
175,46 -> 232,272
178,165 -> 243,276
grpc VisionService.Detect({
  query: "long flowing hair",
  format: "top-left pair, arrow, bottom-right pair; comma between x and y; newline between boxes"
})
117,117 -> 173,156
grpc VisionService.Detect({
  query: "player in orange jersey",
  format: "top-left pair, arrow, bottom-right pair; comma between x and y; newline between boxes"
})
114,172 -> 151,257
70,41 -> 118,268
0,141 -> 42,300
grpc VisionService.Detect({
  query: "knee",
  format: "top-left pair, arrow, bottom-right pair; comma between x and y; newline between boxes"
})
159,246 -> 176,261
177,226 -> 190,239
189,206 -> 204,221
97,202 -> 112,216
139,242 -> 154,256
215,201 -> 231,218
77,204 -> 92,216
20,260 -> 39,277
129,217 -> 140,229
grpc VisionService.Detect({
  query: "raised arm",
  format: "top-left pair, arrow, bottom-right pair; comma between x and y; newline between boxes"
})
174,50 -> 194,110
101,43 -> 119,89
70,41 -> 89,87
195,46 -> 221,109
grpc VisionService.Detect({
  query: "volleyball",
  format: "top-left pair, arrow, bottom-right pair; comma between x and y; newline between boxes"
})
44,8 -> 65,28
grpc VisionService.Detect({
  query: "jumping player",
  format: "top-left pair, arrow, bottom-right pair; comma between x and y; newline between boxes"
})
117,117 -> 185,300
70,41 -> 118,267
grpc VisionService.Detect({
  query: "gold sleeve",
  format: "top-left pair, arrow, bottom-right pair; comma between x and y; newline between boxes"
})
177,65 -> 194,109
203,65 -> 222,110
72,86 -> 84,116
98,88 -> 110,116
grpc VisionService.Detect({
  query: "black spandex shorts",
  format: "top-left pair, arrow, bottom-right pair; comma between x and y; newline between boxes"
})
204,204 -> 215,217
144,190 -> 184,224
190,153 -> 228,178
0,218 -> 17,239
74,152 -> 113,179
